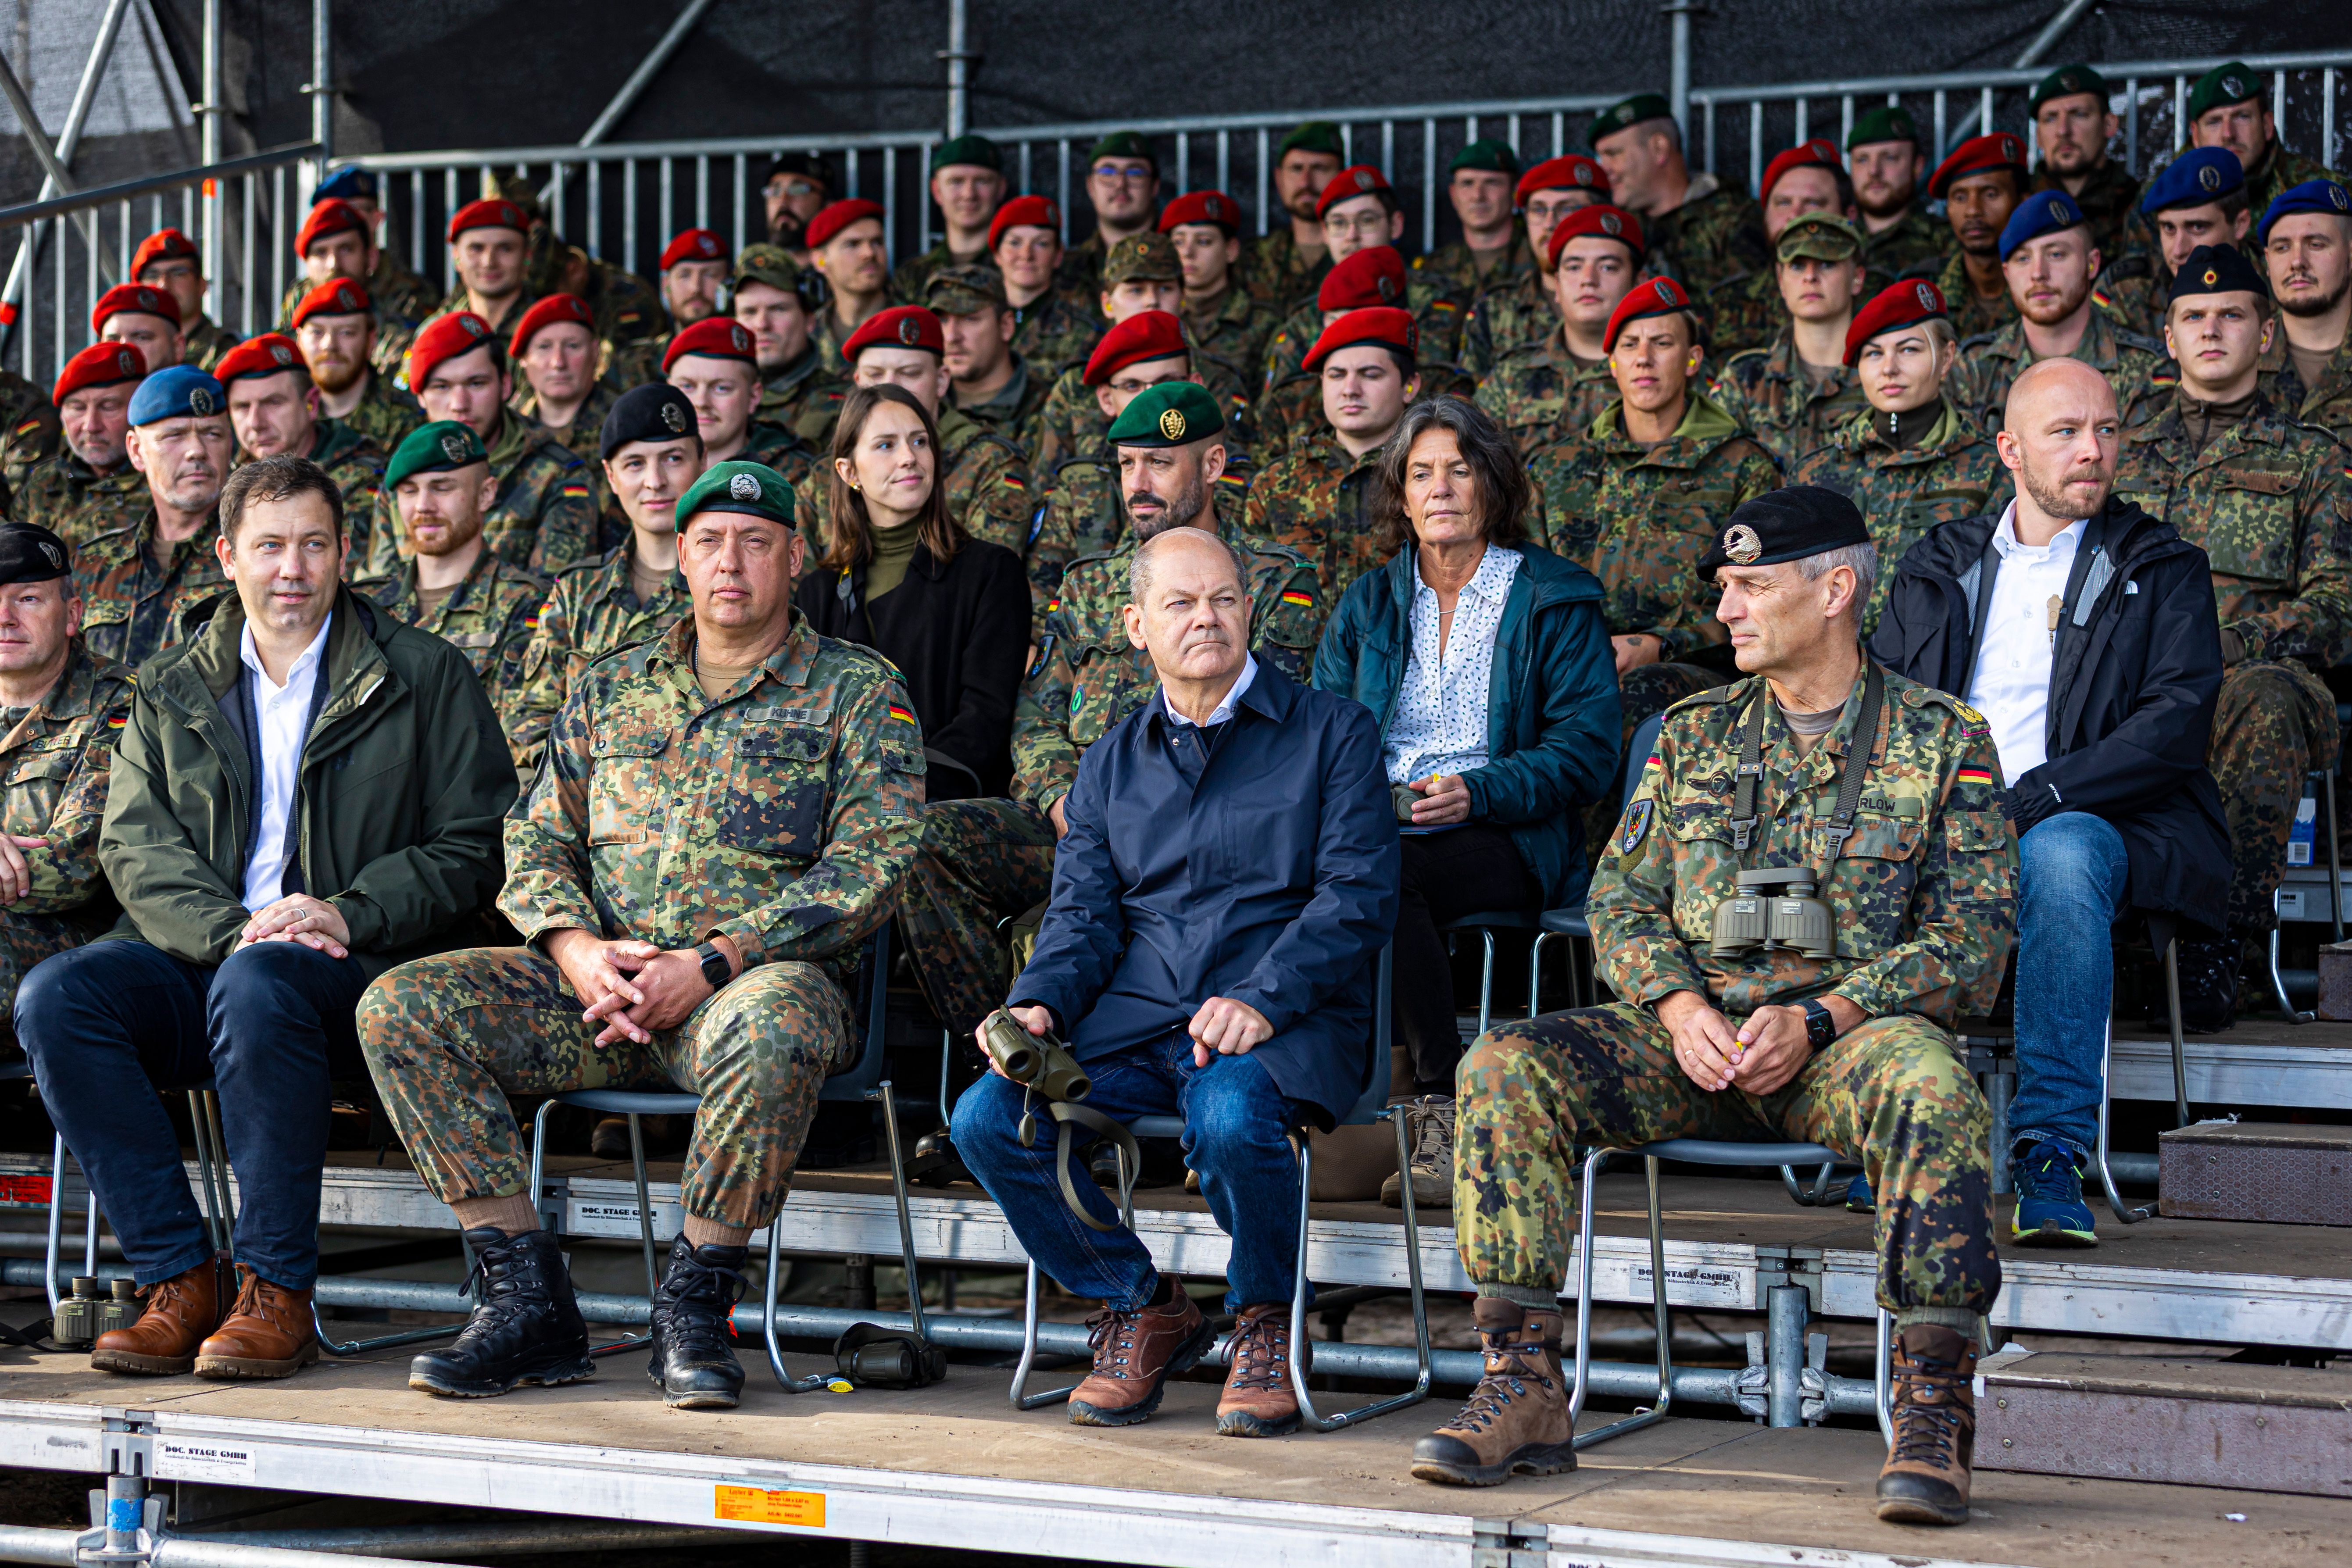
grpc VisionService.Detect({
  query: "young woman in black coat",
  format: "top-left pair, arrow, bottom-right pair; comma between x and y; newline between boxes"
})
792,383 -> 1030,799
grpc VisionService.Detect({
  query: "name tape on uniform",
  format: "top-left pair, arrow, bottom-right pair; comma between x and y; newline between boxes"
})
714,1486 -> 826,1528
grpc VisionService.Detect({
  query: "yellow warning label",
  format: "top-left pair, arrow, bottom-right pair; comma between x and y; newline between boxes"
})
714,1486 -> 826,1527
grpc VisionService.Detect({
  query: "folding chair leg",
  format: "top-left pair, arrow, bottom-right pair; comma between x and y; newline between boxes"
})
765,1198 -> 834,1393
873,1080 -> 928,1344
1778,1162 -> 1841,1207
627,1113 -> 659,1296
2272,925 -> 2315,1023
1572,1151 -> 1673,1450
2092,1015 -> 2153,1225
1526,932 -> 1551,1021
526,1098 -> 651,1356
1476,929 -> 1498,1038
44,1132 -> 97,1316
188,1091 -> 227,1257
1008,1259 -> 1080,1409
1287,1107 -> 1431,1431
1873,1306 -> 1895,1445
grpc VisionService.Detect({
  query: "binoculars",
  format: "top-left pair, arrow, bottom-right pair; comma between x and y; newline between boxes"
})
1709,867 -> 1836,960
981,1008 -> 1093,1102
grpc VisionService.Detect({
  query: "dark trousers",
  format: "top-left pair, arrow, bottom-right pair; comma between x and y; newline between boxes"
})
1391,825 -> 1537,1096
20,939 -> 370,1290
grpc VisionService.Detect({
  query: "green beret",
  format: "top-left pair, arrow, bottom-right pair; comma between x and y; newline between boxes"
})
2030,64 -> 2110,112
933,134 -> 1002,173
1450,138 -> 1519,176
385,420 -> 487,490
926,261 -> 1008,315
730,243 -> 805,299
2188,62 -> 2262,121
1846,105 -> 1919,150
1089,130 -> 1155,168
1106,382 -> 1224,448
1279,121 -> 1344,158
1775,211 -> 1863,264
679,459 -> 796,529
1590,93 -> 1674,147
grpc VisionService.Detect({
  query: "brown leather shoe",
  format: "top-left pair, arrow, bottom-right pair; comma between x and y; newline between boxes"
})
90,1255 -> 230,1375
1066,1282 -> 1211,1427
1875,1324 -> 1978,1525
1410,1298 -> 1576,1485
194,1267 -> 321,1381
1216,1303 -> 1307,1437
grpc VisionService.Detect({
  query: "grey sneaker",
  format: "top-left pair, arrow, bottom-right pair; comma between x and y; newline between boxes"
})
1381,1096 -> 1454,1210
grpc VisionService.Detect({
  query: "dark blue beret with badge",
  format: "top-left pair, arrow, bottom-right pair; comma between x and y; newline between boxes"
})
2139,147 -> 2244,216
2258,178 -> 2351,245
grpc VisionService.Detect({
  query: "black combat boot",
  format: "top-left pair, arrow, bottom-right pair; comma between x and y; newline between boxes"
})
409,1228 -> 593,1398
648,1234 -> 748,1409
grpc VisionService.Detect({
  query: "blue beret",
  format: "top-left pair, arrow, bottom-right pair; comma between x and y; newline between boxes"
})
312,166 -> 378,205
127,364 -> 227,426
2139,147 -> 2243,215
1998,190 -> 2087,261
2259,178 -> 2352,245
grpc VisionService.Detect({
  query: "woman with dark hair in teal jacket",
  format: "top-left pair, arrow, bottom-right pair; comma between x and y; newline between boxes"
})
1314,395 -> 1621,1208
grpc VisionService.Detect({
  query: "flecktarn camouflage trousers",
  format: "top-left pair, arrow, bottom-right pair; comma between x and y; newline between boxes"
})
2212,657 -> 2342,936
894,797 -> 1058,1046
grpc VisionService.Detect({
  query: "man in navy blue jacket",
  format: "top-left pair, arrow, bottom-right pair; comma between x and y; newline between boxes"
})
951,523 -> 1399,1441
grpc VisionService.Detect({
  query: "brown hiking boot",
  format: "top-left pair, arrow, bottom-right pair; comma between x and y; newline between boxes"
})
1217,1303 -> 1308,1437
194,1267 -> 321,1380
1066,1283 -> 1211,1427
1411,1298 -> 1576,1485
1875,1324 -> 1978,1525
90,1255 -> 230,1375
1381,1097 -> 1455,1210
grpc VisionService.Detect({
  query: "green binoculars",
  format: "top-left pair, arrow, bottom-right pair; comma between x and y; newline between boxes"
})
981,1008 -> 1093,1102
1709,867 -> 1836,961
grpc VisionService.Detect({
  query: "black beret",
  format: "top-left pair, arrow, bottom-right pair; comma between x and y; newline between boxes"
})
1698,486 -> 1871,580
601,383 -> 701,460
2168,243 -> 2268,305
0,522 -> 72,587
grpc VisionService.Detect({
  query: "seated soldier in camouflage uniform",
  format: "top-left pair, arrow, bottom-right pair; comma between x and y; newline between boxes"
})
306,168 -> 440,342
356,422 -> 550,764
1165,190 -> 1284,382
665,317 -> 816,486
1476,204 -> 1645,454
1590,93 -> 1769,298
1417,486 -> 2013,1531
1703,140 -> 1853,359
897,382 -> 1320,1053
19,343 -> 148,541
791,306 -> 1033,560
932,263 -> 1053,461
1847,107 -> 1950,283
2260,180 -> 2352,442
218,333 -> 386,524
508,294 -> 619,479
1793,281 -> 2010,635
890,135 -> 1006,301
292,279 -> 426,454
275,197 -> 429,378
0,362 -> 63,504
1244,307 -> 1420,604
1267,164 -> 1472,381
1421,140 -> 1540,299
726,245 -> 849,453
78,368 -> 235,669
2146,62 -> 2344,242
2115,245 -> 2352,1028
805,199 -> 898,369
1258,246 -> 1476,459
2028,67 -> 2142,264
1243,122 -> 1343,314
360,459 -> 922,1411
429,198 -> 540,342
1458,154 -> 1616,379
96,283 -> 186,377
364,312 -> 597,579
2095,148 -> 2251,341
0,524 -> 136,1066
1711,212 -> 1871,468
1949,192 -> 2167,433
131,230 -> 238,373
1925,136 -> 2030,346
991,197 -> 1105,377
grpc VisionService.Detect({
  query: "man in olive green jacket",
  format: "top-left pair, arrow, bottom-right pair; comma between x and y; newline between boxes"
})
21,453 -> 514,1387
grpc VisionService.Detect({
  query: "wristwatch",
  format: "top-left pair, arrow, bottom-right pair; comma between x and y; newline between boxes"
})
1799,998 -> 1837,1051
694,941 -> 732,989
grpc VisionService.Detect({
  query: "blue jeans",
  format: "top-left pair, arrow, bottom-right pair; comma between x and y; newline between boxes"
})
951,1029 -> 1307,1314
2009,812 -> 2131,1159
19,939 -> 370,1290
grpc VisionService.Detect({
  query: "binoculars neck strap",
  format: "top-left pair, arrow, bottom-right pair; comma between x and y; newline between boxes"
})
1728,661 -> 1886,877
1019,1091 -> 1143,1233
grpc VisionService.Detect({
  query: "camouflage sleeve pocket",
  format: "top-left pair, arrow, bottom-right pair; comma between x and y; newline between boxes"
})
1943,810 -> 2013,901
1946,810 -> 2008,854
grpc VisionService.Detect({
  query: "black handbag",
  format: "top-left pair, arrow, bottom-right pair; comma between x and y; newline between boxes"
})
833,1320 -> 947,1389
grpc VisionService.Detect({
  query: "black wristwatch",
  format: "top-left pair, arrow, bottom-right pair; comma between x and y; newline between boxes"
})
1799,998 -> 1837,1050
695,940 -> 733,989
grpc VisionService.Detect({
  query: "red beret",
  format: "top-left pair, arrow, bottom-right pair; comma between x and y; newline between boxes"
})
841,305 -> 943,364
1158,190 -> 1241,234
447,199 -> 529,243
1316,164 -> 1393,220
292,276 -> 372,328
92,282 -> 180,333
663,315 -> 760,373
659,229 -> 728,271
407,311 -> 500,389
1761,139 -> 1841,201
1303,306 -> 1418,372
508,293 -> 596,357
806,198 -> 886,252
1927,133 -> 2029,200
1082,310 -> 1187,385
1546,203 -> 1646,268
53,341 -> 146,406
989,194 -> 1061,251
1603,275 -> 1694,352
214,333 -> 307,384
1844,278 -> 1948,366
131,228 -> 200,280
296,200 -> 368,259
1516,154 -> 1611,206
1319,245 -> 1408,310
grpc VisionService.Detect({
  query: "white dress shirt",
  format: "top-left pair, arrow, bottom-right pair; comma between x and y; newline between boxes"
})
1385,544 -> 1522,785
1162,651 -> 1257,729
239,614 -> 332,912
1965,504 -> 2082,784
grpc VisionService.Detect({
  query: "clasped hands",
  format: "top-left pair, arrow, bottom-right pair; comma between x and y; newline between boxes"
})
545,928 -> 738,1047
1656,989 -> 1860,1097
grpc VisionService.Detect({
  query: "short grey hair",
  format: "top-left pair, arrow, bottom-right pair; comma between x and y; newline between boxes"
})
1128,526 -> 1252,607
1798,542 -> 1878,632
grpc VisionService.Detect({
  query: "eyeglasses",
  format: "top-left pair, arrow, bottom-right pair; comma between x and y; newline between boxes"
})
1323,210 -> 1392,239
1090,163 -> 1155,185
